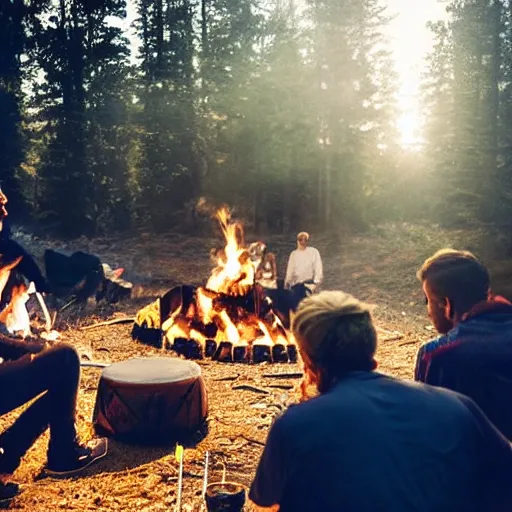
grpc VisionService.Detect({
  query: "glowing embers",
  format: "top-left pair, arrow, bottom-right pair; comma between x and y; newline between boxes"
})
161,287 -> 298,364
159,206 -> 297,364
171,338 -> 298,364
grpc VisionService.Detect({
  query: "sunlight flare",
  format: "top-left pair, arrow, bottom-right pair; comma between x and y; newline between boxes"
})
396,111 -> 423,149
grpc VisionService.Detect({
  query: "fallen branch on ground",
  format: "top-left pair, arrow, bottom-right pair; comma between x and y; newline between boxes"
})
262,372 -> 303,379
380,334 -> 404,342
239,434 -> 265,446
267,384 -> 294,390
232,385 -> 269,394
80,317 -> 135,331
398,339 -> 421,347
213,374 -> 239,382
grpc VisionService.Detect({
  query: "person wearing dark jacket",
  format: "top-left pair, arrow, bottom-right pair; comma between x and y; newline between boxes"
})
0,315 -> 108,507
0,188 -> 50,297
250,291 -> 512,512
0,195 -> 107,506
415,248 -> 512,438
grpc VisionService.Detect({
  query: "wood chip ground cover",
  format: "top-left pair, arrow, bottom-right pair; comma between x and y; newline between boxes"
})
1,224 -> 508,510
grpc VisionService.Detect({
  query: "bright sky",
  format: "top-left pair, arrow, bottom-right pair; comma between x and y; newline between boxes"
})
386,0 -> 448,147
121,0 -> 448,148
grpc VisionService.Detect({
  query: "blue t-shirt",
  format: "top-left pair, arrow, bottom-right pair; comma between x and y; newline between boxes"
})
250,372 -> 512,512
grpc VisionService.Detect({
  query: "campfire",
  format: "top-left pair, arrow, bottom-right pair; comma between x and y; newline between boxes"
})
0,258 -> 57,341
134,208 -> 298,364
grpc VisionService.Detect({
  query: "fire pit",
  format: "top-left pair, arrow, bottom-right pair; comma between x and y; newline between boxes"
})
132,208 -> 298,364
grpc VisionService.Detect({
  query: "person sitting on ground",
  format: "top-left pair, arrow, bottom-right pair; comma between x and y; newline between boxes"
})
249,290 -> 512,512
284,232 -> 323,294
415,248 -> 512,438
0,258 -> 108,506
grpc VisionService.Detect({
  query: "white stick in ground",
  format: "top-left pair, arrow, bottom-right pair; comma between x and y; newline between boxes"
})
202,451 -> 209,498
34,288 -> 52,332
175,444 -> 184,512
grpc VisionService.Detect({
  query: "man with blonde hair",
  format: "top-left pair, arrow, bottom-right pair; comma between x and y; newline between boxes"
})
249,291 -> 512,512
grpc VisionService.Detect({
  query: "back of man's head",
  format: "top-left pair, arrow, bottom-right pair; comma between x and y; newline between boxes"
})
417,249 -> 490,315
292,291 -> 377,392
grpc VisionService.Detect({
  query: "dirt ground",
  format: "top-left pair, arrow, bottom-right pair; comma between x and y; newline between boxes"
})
1,222 -> 509,511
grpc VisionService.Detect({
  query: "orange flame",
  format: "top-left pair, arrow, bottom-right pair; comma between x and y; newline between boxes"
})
163,207 -> 295,351
206,208 -> 254,296
0,282 -> 32,338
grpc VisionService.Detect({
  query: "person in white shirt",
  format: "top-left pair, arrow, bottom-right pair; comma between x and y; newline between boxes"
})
285,232 -> 323,293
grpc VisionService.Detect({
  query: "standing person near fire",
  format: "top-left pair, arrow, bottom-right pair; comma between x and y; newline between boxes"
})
284,232 -> 323,293
415,248 -> 512,439
249,291 -> 512,512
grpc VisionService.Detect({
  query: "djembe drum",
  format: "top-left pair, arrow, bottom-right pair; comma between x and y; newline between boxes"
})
93,357 -> 208,444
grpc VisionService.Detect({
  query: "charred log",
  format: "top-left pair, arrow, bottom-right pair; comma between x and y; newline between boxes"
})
183,339 -> 203,360
160,285 -> 196,322
205,339 -> 217,357
272,344 -> 289,363
253,345 -> 272,364
233,345 -> 250,363
213,341 -> 233,362
287,344 -> 298,363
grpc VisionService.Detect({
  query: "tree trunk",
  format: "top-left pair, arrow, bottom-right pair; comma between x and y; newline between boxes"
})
489,0 -> 501,174
155,0 -> 164,79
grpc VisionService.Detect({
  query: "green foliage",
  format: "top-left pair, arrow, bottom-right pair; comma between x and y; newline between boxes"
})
422,0 -> 512,225
9,0 -> 405,236
0,0 -> 28,217
135,0 -> 197,231
25,0 -> 131,237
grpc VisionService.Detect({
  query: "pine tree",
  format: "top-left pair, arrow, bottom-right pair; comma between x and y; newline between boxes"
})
0,0 -> 27,216
307,0 -> 397,229
423,0 -> 506,223
135,0 -> 197,231
30,0 -> 131,236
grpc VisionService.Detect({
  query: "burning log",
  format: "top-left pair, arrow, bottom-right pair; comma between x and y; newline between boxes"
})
252,344 -> 272,364
133,206 -> 299,364
0,279 -> 32,338
271,344 -> 289,363
132,298 -> 162,347
173,337 -> 189,356
287,344 -> 298,363
213,341 -> 233,363
183,339 -> 203,360
205,339 -> 217,358
233,345 -> 250,363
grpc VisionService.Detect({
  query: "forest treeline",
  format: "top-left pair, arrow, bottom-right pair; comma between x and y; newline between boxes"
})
1,0 -> 511,237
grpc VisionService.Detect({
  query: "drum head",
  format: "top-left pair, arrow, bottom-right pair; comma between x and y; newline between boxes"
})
93,357 -> 208,444
102,357 -> 202,385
